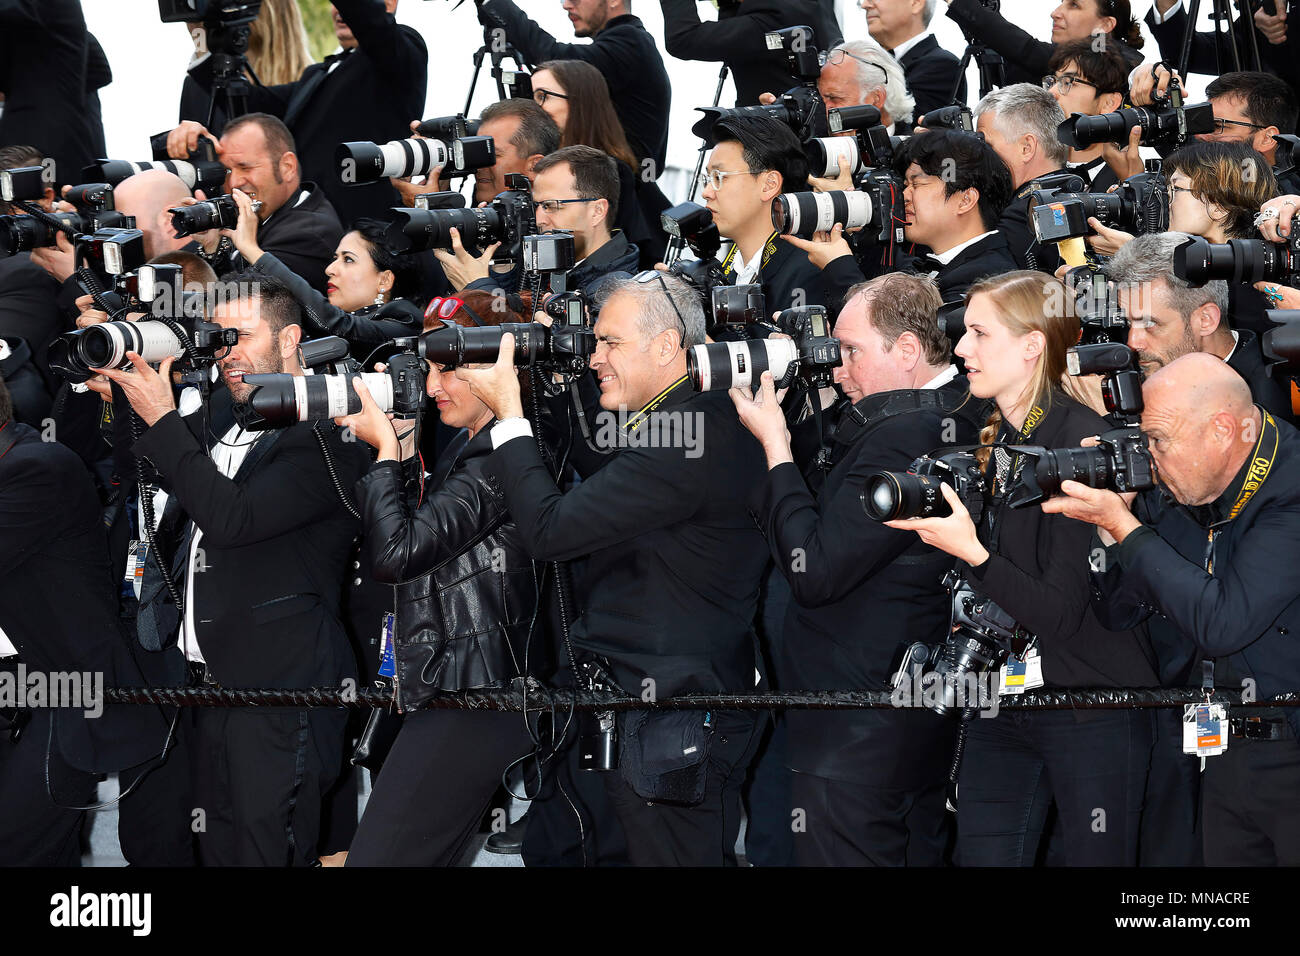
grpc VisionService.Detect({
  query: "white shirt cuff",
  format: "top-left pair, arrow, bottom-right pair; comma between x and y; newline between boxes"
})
490,417 -> 533,449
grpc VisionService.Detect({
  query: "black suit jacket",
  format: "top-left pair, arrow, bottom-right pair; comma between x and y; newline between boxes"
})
184,0 -> 427,226
1146,4 -> 1283,80
910,231 -> 1019,342
659,0 -> 842,107
486,382 -> 768,697
998,169 -> 1087,275
965,394 -> 1158,689
720,230 -> 828,313
1096,408 -> 1300,736
0,253 -> 65,395
1227,328 -> 1294,425
201,183 -> 343,293
479,3 -> 672,177
0,1 -> 110,190
897,34 -> 966,116
0,422 -> 170,772
753,378 -> 982,784
131,399 -> 368,689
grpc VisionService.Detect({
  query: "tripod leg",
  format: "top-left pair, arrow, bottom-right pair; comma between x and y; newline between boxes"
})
1178,0 -> 1202,78
463,48 -> 488,119
1220,0 -> 1243,71
1242,0 -> 1264,71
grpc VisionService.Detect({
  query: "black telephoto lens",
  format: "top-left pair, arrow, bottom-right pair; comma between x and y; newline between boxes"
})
1033,447 -> 1112,498
862,472 -> 948,521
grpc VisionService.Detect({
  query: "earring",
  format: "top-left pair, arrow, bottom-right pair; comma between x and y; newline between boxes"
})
374,288 -> 387,306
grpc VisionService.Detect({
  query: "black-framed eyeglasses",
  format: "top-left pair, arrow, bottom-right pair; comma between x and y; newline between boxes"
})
533,88 -> 569,106
1211,117 -> 1266,133
1041,73 -> 1097,94
633,270 -> 688,350
818,47 -> 888,86
533,197 -> 598,213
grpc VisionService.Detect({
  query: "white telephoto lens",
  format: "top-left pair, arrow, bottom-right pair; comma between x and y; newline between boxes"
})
381,138 -> 450,179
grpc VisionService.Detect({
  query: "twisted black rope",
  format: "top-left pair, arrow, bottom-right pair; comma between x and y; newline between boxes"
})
102,685 -> 1300,711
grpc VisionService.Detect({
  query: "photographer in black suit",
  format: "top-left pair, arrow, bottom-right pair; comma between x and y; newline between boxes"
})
177,0 -> 427,225
732,273 -> 983,865
861,0 -> 966,115
455,272 -> 769,866
659,0 -> 842,107
171,113 -> 344,294
96,275 -> 367,866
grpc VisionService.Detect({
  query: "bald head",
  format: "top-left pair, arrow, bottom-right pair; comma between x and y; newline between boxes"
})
1145,353 -> 1254,421
114,170 -> 194,258
1142,353 -> 1261,506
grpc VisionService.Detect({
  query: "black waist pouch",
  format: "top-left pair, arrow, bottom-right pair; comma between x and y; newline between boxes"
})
352,707 -> 402,772
618,710 -> 714,806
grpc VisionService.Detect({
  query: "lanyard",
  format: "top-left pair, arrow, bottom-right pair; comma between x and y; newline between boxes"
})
982,404 -> 1046,555
721,232 -> 780,278
622,375 -> 689,435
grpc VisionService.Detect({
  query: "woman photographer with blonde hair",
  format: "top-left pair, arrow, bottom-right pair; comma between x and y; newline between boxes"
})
887,270 -> 1158,866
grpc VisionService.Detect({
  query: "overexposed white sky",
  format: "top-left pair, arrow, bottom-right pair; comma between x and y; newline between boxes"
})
85,0 -> 1206,203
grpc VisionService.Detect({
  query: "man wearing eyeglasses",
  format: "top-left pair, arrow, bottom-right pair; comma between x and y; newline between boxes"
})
457,145 -> 639,303
1044,40 -> 1129,195
454,272 -> 770,866
1200,72 -> 1300,195
659,0 -> 842,107
817,41 -> 915,134
860,0 -> 965,117
700,115 -> 827,315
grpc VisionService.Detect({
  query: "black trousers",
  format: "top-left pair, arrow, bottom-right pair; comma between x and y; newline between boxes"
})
1139,708 -> 1201,866
346,709 -> 535,866
1202,723 -> 1300,866
955,709 -> 1153,866
117,734 -> 197,867
0,709 -> 96,866
790,771 -> 950,867
602,710 -> 763,867
185,705 -> 347,866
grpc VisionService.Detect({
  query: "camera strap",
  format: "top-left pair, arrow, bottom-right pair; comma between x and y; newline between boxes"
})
0,422 -> 16,463
982,405 -> 1047,555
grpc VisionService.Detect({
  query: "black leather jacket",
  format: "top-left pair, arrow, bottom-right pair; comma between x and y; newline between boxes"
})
356,424 -> 538,712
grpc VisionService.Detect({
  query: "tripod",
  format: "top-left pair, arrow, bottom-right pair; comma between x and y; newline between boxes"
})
1177,0 -> 1263,77
202,22 -> 260,132
463,21 -> 532,114
949,33 -> 1005,103
665,64 -> 731,267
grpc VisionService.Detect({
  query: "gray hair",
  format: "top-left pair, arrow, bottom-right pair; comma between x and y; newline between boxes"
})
601,272 -> 706,348
830,40 -> 915,125
922,0 -> 938,25
974,83 -> 1070,167
1106,232 -> 1230,320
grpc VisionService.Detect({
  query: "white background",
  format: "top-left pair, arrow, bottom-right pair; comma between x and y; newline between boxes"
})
84,0 -> 1208,202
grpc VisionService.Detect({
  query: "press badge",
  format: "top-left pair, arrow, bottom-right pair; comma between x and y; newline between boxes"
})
998,646 -> 1043,695
1183,703 -> 1228,757
377,613 -> 396,679
123,539 -> 147,599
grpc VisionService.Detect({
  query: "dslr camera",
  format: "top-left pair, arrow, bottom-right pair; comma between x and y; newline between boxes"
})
893,571 -> 1034,716
336,133 -> 496,185
169,193 -> 263,236
773,174 -> 907,248
385,173 -> 535,263
1064,264 -> 1129,345
1029,171 -> 1168,244
661,202 -> 730,310
0,175 -> 136,256
687,305 -> 840,391
804,105 -> 899,179
1004,343 -> 1154,509
691,26 -> 825,142
84,130 -> 225,198
862,450 -> 987,524
1057,79 -> 1213,151
237,337 -> 428,431
48,263 -> 236,384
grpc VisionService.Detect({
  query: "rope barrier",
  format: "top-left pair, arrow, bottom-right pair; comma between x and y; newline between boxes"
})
101,685 -> 1300,711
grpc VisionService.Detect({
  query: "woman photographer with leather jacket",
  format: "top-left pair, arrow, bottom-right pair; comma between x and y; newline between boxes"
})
336,290 -> 541,867
887,270 -> 1158,866
227,189 -> 425,358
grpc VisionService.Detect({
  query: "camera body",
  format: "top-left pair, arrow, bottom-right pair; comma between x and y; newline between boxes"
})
805,106 -> 900,178
917,105 -> 975,132
169,193 -> 263,236
709,284 -> 768,341
0,180 -> 136,257
893,571 -> 1033,716
691,26 -> 825,142
1029,172 -> 1166,244
863,451 -> 987,524
1064,265 -> 1129,345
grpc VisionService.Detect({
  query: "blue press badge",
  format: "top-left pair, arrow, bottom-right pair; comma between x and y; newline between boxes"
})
377,613 -> 396,678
